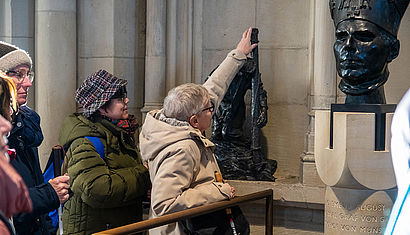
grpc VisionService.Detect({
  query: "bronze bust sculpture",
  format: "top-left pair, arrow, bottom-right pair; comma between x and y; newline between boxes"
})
330,0 -> 409,104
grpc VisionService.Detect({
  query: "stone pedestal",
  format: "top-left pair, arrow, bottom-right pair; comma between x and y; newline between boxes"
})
315,110 -> 397,234
325,187 -> 396,234
316,110 -> 395,189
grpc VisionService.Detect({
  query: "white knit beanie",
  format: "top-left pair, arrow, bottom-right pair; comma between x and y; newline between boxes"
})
0,41 -> 32,72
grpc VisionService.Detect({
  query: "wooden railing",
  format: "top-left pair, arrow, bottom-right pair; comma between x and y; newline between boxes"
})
94,189 -> 273,235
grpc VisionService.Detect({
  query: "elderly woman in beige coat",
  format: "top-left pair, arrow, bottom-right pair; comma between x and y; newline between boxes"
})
140,28 -> 257,235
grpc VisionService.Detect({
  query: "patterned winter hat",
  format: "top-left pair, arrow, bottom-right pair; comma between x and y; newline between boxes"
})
0,41 -> 32,71
75,69 -> 127,117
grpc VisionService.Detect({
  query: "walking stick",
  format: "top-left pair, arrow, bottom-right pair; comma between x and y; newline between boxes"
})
51,145 -> 64,235
215,171 -> 238,235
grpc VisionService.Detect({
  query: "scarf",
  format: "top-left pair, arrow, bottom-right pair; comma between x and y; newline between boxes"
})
103,114 -> 139,135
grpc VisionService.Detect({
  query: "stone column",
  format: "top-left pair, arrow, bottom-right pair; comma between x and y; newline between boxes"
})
166,0 -> 197,89
166,0 -> 203,86
141,0 -> 167,117
78,0 -> 146,120
77,0 -> 143,121
35,0 -> 76,169
311,1 -> 337,111
142,0 -> 204,119
300,0 -> 337,186
192,0 -> 203,85
0,0 -> 35,107
134,0 -> 147,123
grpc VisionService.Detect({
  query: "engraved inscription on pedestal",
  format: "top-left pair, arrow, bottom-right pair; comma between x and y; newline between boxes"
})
325,187 -> 396,234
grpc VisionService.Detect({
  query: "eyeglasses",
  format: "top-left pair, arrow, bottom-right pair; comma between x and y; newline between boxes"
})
119,93 -> 128,103
195,101 -> 215,116
111,91 -> 127,103
6,70 -> 34,84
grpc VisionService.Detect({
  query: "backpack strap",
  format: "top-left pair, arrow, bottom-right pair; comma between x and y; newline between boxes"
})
84,136 -> 105,159
43,137 -> 105,230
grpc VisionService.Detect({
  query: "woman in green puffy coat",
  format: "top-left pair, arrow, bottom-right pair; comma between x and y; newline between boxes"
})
59,69 -> 151,235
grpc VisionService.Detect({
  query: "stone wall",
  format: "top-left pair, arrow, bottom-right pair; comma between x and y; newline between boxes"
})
386,9 -> 410,103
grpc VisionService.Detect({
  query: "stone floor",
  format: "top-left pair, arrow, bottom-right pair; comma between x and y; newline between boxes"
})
252,225 -> 323,234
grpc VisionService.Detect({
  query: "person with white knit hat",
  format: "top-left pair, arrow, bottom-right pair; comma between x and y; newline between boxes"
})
0,41 -> 70,235
0,41 -> 33,106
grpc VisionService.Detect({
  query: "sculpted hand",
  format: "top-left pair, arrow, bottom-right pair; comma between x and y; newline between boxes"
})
49,173 -> 70,204
236,27 -> 258,56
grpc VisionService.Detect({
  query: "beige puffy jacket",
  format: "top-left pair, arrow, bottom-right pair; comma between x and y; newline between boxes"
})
140,49 -> 247,235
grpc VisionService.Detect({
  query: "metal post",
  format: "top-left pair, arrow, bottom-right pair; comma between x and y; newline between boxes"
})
265,192 -> 274,235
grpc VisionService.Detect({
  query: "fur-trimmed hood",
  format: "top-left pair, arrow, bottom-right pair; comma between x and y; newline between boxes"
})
139,109 -> 212,162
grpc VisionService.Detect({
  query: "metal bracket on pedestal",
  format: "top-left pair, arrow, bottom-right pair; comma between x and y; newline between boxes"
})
329,104 -> 396,151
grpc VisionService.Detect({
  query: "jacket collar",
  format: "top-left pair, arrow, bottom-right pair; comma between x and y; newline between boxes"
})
9,105 -> 43,148
154,109 -> 215,148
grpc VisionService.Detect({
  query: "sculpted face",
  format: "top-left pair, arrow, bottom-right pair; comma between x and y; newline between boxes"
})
333,19 -> 397,86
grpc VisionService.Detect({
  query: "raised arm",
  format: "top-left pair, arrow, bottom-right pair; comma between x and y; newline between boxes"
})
203,27 -> 258,109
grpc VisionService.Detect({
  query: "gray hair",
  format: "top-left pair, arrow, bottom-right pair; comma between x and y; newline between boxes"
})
163,83 -> 210,121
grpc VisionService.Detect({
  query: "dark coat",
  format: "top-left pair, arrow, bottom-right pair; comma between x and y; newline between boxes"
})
10,105 -> 60,235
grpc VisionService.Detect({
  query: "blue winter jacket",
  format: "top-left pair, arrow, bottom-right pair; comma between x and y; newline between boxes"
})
10,105 -> 60,235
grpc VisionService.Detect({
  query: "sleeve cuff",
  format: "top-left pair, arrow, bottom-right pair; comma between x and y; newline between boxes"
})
228,49 -> 247,61
212,182 -> 231,199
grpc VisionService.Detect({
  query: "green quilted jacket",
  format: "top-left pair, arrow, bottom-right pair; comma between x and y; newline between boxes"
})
59,114 -> 151,235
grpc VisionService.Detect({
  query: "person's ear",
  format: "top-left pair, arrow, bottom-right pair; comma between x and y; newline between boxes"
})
387,39 -> 400,62
189,115 -> 199,129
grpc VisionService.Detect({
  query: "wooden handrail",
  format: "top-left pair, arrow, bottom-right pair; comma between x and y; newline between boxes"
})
94,189 -> 273,235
